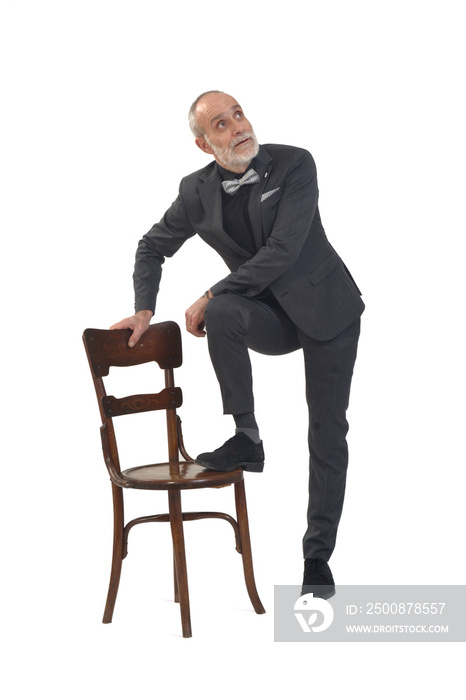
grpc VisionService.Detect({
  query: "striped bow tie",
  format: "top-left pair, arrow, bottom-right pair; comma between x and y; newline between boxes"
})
222,168 -> 260,195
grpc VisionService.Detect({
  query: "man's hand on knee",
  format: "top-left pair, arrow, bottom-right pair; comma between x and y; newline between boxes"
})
110,309 -> 153,347
185,290 -> 213,337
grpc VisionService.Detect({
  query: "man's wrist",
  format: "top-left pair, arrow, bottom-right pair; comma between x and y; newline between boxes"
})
136,309 -> 154,319
203,290 -> 213,300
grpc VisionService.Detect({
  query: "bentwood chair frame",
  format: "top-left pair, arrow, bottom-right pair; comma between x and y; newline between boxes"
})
83,321 -> 265,637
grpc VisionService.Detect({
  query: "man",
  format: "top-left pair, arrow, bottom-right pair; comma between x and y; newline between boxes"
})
112,91 -> 364,597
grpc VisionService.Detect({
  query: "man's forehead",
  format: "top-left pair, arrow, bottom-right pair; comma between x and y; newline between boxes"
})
197,93 -> 242,124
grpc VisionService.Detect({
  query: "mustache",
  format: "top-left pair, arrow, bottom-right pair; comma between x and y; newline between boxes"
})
230,132 -> 255,148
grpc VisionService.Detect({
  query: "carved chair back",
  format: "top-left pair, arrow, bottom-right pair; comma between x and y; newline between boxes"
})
83,322 -> 184,474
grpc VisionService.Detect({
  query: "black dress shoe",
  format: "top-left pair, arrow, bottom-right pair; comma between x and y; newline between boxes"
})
196,433 -> 265,472
301,558 -> 335,599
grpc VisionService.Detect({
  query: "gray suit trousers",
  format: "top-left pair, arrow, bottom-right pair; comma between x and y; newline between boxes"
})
204,292 -> 360,561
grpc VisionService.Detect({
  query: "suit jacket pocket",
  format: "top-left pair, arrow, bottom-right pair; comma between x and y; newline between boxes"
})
261,187 -> 281,203
260,188 -> 282,206
307,252 -> 340,285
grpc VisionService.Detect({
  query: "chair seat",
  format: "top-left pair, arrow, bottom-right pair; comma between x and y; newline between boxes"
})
121,460 -> 244,490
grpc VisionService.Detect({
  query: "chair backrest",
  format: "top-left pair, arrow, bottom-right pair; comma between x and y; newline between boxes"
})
83,322 -> 183,470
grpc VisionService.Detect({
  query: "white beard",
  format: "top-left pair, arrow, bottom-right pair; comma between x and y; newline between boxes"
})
205,131 -> 259,170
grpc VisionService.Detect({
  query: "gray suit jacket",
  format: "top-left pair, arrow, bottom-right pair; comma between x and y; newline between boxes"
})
134,144 -> 364,341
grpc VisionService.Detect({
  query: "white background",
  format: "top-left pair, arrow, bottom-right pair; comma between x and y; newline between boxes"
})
1,0 -> 465,696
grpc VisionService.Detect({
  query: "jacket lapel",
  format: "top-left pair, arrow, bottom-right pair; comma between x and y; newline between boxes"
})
198,165 -> 251,257
248,146 -> 273,248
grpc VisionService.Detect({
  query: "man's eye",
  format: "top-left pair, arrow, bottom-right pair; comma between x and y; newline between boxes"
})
217,121 -> 226,129
235,111 -> 243,118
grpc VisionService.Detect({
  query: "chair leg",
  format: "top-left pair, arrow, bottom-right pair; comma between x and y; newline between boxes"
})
173,552 -> 179,603
168,490 -> 192,638
234,479 -> 266,615
103,484 -> 124,623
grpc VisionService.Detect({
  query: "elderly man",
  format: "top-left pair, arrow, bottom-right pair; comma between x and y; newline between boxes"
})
112,90 -> 364,597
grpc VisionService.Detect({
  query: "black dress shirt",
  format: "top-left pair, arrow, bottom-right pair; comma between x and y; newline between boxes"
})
217,162 -> 257,255
217,161 -> 280,307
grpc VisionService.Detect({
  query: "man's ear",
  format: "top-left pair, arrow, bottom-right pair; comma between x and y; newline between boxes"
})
195,137 -> 213,155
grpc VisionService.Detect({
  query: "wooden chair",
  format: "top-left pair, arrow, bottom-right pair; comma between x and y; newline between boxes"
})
83,321 -> 265,637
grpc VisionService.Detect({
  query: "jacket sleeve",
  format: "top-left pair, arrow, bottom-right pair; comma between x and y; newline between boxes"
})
133,185 -> 196,313
210,149 -> 319,298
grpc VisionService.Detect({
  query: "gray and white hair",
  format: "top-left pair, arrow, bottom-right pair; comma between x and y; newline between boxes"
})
188,90 -> 224,137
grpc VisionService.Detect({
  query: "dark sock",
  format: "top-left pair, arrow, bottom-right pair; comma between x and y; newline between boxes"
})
234,413 -> 261,443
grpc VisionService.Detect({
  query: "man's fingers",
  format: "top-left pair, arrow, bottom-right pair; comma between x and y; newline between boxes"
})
189,328 -> 206,337
185,296 -> 209,337
128,328 -> 142,347
110,314 -> 151,347
110,319 -> 131,330
186,317 -> 206,337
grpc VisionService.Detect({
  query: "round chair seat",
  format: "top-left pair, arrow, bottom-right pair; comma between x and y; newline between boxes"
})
121,460 -> 244,490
